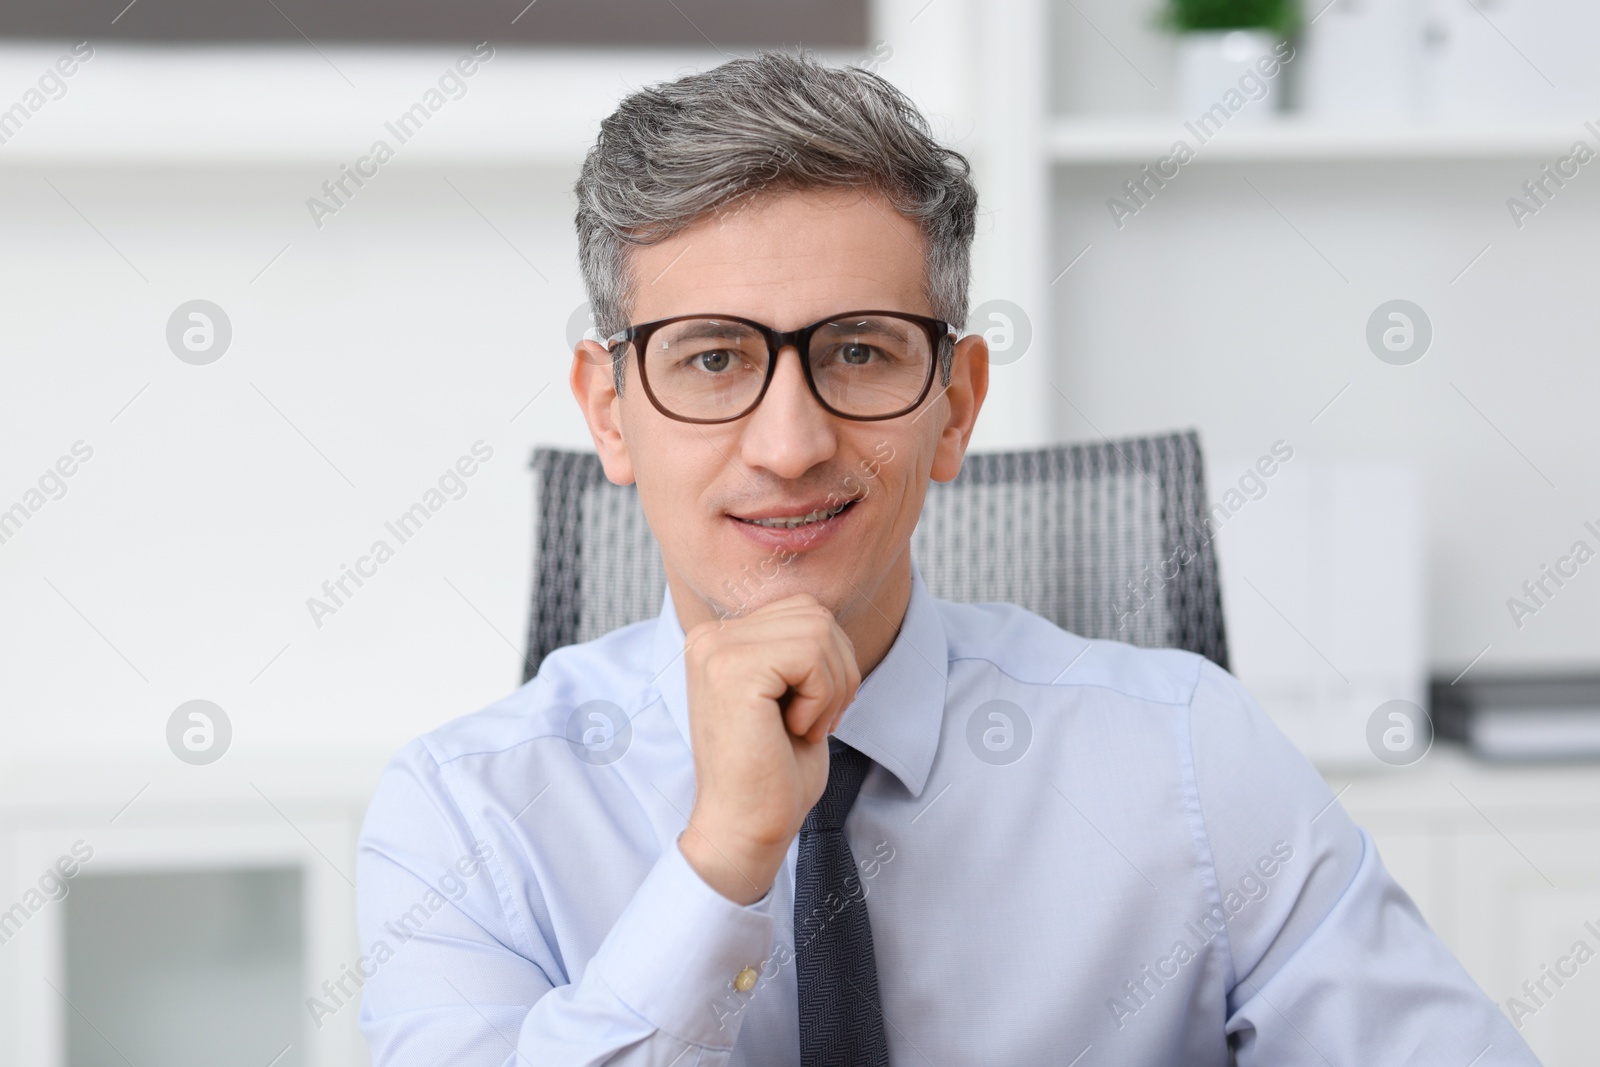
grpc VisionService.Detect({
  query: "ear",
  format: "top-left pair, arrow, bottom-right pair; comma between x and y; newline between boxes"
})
570,340 -> 636,486
929,332 -> 989,484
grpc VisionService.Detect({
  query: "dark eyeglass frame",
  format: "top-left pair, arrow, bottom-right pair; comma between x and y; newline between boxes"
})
605,309 -> 956,424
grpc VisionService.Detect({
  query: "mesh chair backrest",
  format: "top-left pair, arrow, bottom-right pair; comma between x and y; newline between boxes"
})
524,431 -> 1227,681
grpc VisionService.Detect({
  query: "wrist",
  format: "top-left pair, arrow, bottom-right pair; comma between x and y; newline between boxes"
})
678,817 -> 787,906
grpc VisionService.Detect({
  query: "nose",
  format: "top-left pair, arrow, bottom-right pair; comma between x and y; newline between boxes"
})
737,344 -> 839,480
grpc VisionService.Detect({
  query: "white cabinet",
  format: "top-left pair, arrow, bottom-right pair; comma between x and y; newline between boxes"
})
0,754 -> 385,1067
1335,750 -> 1600,1066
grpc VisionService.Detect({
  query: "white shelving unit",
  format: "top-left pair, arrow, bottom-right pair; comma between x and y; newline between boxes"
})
1047,116 -> 1600,163
0,45 -> 745,166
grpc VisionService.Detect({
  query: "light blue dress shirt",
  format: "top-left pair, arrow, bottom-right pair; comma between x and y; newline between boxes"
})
356,561 -> 1539,1066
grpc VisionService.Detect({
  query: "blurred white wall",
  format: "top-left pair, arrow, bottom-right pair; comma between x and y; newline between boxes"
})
2,158 -> 589,762
1051,155 -> 1600,672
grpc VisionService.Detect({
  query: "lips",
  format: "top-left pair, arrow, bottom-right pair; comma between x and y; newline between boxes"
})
733,498 -> 857,529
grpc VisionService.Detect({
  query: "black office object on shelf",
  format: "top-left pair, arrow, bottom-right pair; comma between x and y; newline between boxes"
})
1432,674 -> 1600,761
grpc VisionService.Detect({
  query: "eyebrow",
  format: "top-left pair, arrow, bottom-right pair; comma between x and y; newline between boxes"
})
819,317 -> 913,342
660,319 -> 761,344
654,314 -> 917,346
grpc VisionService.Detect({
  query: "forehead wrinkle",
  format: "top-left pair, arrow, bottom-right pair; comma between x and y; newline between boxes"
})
626,189 -> 930,325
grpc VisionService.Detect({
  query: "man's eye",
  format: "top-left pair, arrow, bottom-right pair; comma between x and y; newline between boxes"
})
825,342 -> 890,367
690,349 -> 738,372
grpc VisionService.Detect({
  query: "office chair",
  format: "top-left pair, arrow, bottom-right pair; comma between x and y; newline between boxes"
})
523,430 -> 1228,681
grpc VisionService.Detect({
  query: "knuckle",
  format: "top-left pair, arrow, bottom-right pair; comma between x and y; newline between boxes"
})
687,635 -> 732,679
686,618 -> 723,646
700,646 -> 737,684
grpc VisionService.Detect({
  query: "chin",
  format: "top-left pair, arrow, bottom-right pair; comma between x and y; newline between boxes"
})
703,567 -> 842,620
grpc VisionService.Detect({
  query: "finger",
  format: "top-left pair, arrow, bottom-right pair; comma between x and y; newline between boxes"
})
743,611 -> 842,736
783,649 -> 837,738
824,623 -> 860,733
809,617 -> 858,738
800,652 -> 838,742
829,631 -> 861,735
775,641 -> 840,739
748,592 -> 825,618
834,621 -> 862,698
803,642 -> 844,744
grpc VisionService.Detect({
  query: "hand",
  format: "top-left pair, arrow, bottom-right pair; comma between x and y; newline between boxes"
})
677,593 -> 862,905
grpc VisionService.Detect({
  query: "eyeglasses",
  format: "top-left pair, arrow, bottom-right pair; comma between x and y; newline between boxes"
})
606,309 -> 955,424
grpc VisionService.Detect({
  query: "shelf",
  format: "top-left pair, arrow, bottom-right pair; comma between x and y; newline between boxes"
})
0,748 -> 395,816
0,42 -> 854,167
25,49 -> 1583,168
1046,115 -> 1600,164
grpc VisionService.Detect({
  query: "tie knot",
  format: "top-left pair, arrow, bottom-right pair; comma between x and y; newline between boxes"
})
803,737 -> 871,833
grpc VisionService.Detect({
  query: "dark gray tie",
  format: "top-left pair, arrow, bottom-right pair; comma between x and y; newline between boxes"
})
794,736 -> 890,1067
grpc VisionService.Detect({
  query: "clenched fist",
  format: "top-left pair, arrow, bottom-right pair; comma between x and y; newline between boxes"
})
677,593 -> 862,904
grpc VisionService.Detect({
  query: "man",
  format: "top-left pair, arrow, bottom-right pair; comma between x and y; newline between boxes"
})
356,50 -> 1539,1065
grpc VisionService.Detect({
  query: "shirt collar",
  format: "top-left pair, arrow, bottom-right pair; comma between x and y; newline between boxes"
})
648,560 -> 948,799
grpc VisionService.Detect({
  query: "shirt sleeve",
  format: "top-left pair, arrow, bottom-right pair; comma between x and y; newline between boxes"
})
1184,659 -> 1543,1066
355,739 -> 778,1066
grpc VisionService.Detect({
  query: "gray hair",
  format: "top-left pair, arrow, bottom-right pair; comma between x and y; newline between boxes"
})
573,48 -> 979,395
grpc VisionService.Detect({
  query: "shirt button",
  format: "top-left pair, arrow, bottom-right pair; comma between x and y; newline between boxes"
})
734,966 -> 758,992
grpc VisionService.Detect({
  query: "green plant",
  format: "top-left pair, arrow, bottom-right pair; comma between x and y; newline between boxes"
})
1159,0 -> 1298,35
